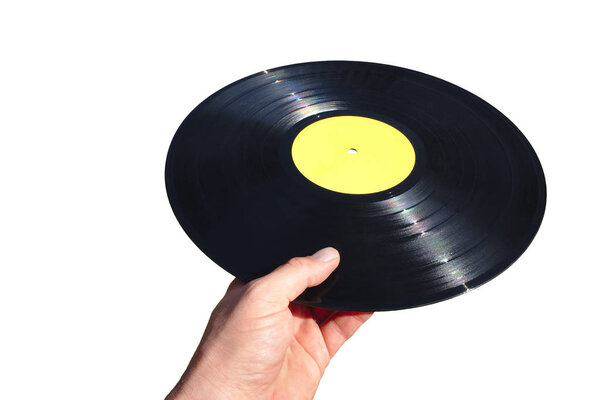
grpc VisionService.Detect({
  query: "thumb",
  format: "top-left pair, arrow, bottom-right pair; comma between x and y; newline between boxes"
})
253,247 -> 340,304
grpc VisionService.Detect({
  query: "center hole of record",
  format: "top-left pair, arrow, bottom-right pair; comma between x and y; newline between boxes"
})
347,147 -> 358,155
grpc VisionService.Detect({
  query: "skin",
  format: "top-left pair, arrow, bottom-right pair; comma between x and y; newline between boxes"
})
166,247 -> 373,400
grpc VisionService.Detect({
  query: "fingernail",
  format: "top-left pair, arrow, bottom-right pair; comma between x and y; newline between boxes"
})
312,247 -> 338,262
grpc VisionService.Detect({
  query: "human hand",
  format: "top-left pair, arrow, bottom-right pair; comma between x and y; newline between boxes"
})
166,247 -> 373,400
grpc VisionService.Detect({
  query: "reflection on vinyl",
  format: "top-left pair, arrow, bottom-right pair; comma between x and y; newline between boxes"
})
165,61 -> 546,311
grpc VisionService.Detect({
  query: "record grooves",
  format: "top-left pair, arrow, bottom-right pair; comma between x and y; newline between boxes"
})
165,61 -> 546,311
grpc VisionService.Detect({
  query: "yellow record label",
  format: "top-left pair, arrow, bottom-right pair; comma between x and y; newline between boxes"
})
291,115 -> 416,194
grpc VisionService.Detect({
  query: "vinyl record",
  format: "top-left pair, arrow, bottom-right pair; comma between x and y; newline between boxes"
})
165,61 -> 546,311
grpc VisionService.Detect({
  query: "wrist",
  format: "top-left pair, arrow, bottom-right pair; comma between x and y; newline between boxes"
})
167,352 -> 245,400
167,372 -> 225,400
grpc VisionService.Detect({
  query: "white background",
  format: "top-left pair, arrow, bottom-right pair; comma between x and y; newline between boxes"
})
1,1 -> 598,399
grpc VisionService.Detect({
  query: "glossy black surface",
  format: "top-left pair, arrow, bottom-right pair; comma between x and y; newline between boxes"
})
165,61 -> 546,311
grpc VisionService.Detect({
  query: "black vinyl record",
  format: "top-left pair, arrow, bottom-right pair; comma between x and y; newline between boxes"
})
165,61 -> 546,311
